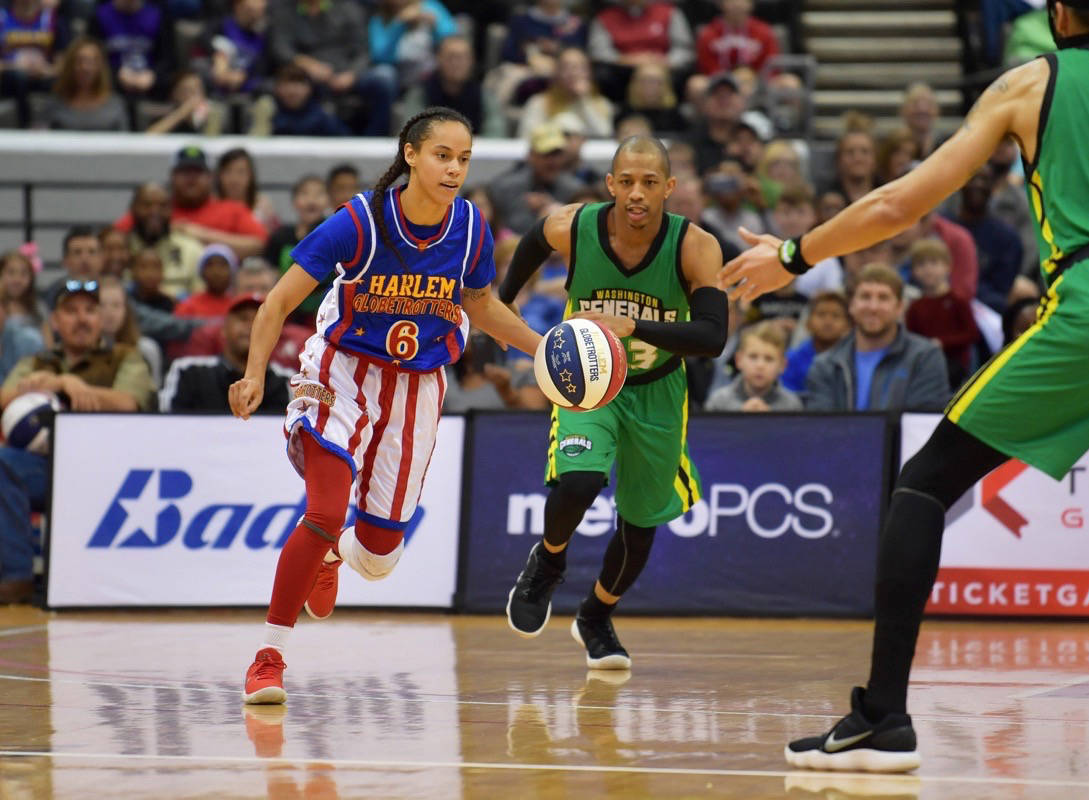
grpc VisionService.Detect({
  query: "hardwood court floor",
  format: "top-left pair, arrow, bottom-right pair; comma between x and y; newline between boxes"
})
1,608 -> 1087,799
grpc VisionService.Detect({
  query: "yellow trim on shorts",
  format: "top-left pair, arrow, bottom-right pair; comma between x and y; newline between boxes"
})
673,386 -> 700,509
546,405 -> 561,481
947,276 -> 1064,423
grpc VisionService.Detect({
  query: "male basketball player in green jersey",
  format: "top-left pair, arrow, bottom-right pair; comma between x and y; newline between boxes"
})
499,136 -> 728,669
718,0 -> 1089,774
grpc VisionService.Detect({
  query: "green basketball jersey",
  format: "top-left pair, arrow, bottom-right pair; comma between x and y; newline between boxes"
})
565,202 -> 690,376
1026,49 -> 1089,283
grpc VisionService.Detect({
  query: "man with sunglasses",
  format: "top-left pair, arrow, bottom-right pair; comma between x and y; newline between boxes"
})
0,280 -> 154,604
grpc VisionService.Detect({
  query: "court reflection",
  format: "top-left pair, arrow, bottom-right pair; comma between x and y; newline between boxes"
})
783,772 -> 921,799
1,611 -> 1088,799
243,706 -> 339,800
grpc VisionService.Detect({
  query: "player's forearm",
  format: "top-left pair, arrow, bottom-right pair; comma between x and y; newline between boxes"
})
243,302 -> 286,384
632,286 -> 728,357
800,183 -> 917,265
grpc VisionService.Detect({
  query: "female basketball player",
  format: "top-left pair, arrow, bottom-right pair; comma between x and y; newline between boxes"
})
230,107 -> 542,704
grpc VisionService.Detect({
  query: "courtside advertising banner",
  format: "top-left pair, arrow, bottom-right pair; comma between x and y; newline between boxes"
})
461,412 -> 887,615
904,413 -> 1089,616
48,414 -> 464,607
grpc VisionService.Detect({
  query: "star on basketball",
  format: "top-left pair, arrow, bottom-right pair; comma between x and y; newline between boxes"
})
559,369 -> 573,382
553,334 -> 566,349
564,382 -> 577,394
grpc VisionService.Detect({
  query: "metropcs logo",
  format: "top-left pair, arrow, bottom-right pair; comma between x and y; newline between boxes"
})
89,469 -> 423,549
507,481 -> 834,539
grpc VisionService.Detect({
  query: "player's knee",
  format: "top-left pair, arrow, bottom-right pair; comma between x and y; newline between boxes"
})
354,519 -> 404,556
617,517 -> 655,557
554,471 -> 606,511
340,520 -> 406,581
301,509 -> 343,543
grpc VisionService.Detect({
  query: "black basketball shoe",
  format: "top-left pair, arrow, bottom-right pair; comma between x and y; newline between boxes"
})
785,687 -> 920,773
570,614 -> 631,669
506,542 -> 565,637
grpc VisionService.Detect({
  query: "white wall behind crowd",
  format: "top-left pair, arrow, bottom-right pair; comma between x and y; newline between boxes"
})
48,414 -> 464,607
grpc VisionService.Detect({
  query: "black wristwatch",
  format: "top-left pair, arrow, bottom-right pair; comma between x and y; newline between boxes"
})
778,236 -> 812,275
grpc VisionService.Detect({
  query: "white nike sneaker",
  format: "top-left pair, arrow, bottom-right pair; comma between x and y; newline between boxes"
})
784,687 -> 920,773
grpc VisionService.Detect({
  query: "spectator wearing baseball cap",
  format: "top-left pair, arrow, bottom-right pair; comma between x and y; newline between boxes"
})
0,276 -> 156,602
174,244 -> 239,320
160,293 -> 292,414
112,145 -> 268,259
487,122 -> 587,235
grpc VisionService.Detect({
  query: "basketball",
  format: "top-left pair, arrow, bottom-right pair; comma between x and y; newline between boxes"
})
533,318 -> 627,411
1,391 -> 62,453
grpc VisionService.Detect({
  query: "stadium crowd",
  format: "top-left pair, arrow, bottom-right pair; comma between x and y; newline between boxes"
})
0,0 -> 1054,601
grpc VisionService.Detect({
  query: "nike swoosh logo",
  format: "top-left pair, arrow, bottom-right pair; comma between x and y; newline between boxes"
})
824,730 -> 872,753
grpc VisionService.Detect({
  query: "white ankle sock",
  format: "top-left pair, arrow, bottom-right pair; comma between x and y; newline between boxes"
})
261,623 -> 292,652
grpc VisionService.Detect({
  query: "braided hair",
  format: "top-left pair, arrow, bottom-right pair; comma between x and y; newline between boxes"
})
369,106 -> 473,267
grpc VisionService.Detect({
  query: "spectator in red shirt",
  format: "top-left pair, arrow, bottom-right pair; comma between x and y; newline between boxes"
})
697,0 -> 780,75
905,237 -> 978,389
114,146 -> 267,259
588,0 -> 694,102
174,244 -> 237,319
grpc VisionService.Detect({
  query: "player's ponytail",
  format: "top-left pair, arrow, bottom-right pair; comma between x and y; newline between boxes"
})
369,106 -> 472,267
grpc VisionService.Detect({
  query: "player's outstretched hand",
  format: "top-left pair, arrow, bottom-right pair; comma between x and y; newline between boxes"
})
717,227 -> 795,303
229,377 -> 264,420
572,311 -> 635,339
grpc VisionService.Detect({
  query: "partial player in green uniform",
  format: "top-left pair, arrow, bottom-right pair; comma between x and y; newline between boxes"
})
718,0 -> 1089,774
500,136 -> 728,668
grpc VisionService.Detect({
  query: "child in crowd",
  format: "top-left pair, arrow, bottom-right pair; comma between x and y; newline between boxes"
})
175,244 -> 237,318
904,238 -> 978,387
705,322 -> 802,412
781,291 -> 851,393
99,226 -> 131,277
129,248 -> 176,313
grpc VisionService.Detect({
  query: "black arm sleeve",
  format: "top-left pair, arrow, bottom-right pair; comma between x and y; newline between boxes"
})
498,218 -> 554,304
631,286 -> 728,357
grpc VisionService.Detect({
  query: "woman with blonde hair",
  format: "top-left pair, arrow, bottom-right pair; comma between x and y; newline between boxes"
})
901,82 -> 940,158
44,37 -> 128,131
0,249 -> 45,331
97,275 -> 163,387
517,47 -> 614,139
613,62 -> 686,135
826,112 -> 878,203
757,139 -> 805,206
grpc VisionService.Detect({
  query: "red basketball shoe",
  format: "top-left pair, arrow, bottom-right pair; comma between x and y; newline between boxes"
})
243,647 -> 287,705
304,559 -> 342,620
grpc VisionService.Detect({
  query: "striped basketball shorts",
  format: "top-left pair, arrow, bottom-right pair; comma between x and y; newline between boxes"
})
284,334 -> 447,527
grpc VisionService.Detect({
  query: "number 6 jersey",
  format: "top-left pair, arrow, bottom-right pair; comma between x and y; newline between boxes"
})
291,188 -> 496,371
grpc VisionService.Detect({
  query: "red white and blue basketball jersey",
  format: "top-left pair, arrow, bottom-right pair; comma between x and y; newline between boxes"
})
291,187 -> 495,372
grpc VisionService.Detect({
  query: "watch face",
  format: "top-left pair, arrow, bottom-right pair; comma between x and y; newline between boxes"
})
779,239 -> 796,263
